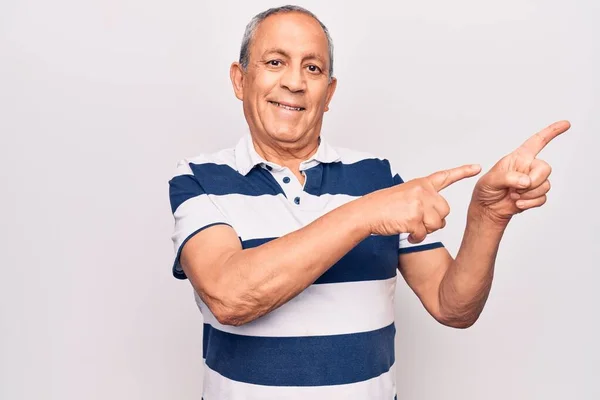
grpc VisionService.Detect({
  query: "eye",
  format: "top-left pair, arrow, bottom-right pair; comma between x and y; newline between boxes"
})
267,60 -> 282,67
307,64 -> 322,74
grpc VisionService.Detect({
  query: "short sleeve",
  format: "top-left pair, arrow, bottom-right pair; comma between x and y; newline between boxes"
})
168,159 -> 232,279
387,159 -> 445,255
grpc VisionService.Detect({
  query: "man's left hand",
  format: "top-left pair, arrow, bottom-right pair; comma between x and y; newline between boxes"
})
471,120 -> 571,225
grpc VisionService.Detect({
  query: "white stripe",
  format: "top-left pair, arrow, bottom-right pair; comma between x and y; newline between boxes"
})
399,229 -> 443,250
172,155 -> 234,178
172,194 -> 230,252
207,192 -> 442,247
202,362 -> 397,400
210,192 -> 359,240
178,150 -> 238,172
335,147 -> 384,165
196,277 -> 396,337
175,145 -> 380,176
173,192 -> 442,271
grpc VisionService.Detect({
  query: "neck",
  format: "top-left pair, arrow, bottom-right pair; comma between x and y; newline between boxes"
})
251,133 -> 320,174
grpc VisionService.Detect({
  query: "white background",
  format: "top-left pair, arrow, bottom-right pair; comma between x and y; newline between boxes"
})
1,0 -> 598,399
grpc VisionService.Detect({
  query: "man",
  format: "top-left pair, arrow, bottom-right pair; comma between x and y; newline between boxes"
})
168,5 -> 569,399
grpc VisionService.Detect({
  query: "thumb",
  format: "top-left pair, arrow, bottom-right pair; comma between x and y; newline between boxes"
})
483,170 -> 531,190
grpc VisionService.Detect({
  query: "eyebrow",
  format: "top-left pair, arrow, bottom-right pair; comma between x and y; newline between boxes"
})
262,48 -> 327,65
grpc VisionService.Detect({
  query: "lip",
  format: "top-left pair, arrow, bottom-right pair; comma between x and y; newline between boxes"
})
268,100 -> 305,111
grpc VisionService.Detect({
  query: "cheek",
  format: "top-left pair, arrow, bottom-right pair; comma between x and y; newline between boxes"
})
252,71 -> 279,92
308,82 -> 330,106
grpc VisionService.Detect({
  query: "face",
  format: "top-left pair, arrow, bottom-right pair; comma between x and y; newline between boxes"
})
231,12 -> 337,148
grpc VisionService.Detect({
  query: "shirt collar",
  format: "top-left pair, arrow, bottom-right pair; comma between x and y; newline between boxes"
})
234,133 -> 341,176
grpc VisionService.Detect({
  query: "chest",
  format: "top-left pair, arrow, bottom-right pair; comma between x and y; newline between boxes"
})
205,165 -> 399,283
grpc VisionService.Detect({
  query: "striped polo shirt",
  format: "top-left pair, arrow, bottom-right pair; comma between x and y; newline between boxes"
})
168,134 -> 443,399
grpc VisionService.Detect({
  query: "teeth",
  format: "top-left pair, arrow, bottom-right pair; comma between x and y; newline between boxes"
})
272,102 -> 303,111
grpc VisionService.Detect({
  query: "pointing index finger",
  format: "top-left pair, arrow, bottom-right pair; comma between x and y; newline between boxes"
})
428,164 -> 482,191
519,120 -> 571,156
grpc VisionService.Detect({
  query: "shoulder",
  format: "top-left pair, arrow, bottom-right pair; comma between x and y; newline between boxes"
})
332,145 -> 393,173
333,146 -> 386,164
172,146 -> 238,178
330,145 -> 404,184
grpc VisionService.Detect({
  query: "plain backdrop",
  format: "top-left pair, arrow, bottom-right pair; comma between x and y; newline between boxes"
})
1,0 -> 598,399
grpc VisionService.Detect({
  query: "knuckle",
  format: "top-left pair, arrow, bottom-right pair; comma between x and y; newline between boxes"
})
424,214 -> 442,232
412,185 -> 425,195
440,199 -> 451,216
441,170 -> 450,183
538,160 -> 552,175
409,199 -> 424,214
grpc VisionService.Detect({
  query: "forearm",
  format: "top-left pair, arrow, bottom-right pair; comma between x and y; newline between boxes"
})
207,199 -> 371,326
438,204 -> 508,327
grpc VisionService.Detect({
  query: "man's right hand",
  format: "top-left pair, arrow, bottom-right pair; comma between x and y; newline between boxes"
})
363,164 -> 482,242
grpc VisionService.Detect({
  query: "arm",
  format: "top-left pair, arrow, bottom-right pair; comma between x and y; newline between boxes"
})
398,120 -> 569,328
180,199 -> 370,326
178,164 -> 480,327
398,205 -> 506,329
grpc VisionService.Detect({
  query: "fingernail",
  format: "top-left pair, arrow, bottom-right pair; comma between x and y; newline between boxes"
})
510,192 -> 520,200
516,200 -> 525,208
519,177 -> 530,187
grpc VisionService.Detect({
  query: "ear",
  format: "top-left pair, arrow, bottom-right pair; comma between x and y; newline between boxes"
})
230,62 -> 245,101
324,77 -> 337,112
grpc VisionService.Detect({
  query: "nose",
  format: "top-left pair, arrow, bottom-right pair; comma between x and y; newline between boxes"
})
280,64 -> 306,93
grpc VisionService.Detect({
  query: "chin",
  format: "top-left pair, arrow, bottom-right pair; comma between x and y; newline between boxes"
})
266,127 -> 307,143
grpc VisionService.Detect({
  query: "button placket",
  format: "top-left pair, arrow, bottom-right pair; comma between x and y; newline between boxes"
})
273,167 -> 304,206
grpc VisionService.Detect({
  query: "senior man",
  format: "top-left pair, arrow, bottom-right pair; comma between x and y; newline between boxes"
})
168,5 -> 569,399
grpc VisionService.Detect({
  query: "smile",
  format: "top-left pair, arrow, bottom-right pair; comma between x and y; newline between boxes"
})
269,101 -> 305,111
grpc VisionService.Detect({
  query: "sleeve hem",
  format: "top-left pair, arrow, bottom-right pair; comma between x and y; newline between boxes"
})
172,222 -> 234,280
398,242 -> 444,255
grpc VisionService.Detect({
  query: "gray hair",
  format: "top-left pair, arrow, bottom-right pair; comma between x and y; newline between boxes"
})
239,5 -> 334,81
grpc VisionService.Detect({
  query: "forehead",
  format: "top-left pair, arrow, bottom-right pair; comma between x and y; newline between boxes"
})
251,12 -> 329,61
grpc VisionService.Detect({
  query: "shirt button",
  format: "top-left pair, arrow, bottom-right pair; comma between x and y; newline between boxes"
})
283,177 -> 291,184
265,165 -> 273,171
294,196 -> 301,205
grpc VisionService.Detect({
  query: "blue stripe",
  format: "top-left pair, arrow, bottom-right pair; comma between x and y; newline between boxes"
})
189,162 -> 285,197
179,159 -> 396,200
304,159 -> 395,196
168,174 -> 206,213
202,323 -> 396,386
302,163 -> 324,195
172,223 -> 233,279
398,242 -> 444,255
392,173 -> 404,185
242,234 -> 399,284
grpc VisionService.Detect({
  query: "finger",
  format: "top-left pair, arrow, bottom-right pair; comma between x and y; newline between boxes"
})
484,170 -> 532,190
407,223 -> 427,244
516,159 -> 552,194
423,210 -> 445,234
513,180 -> 551,200
518,120 -> 570,156
428,164 -> 482,192
432,195 -> 451,220
515,195 -> 547,210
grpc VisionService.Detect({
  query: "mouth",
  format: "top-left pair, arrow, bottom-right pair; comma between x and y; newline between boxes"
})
268,101 -> 305,112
